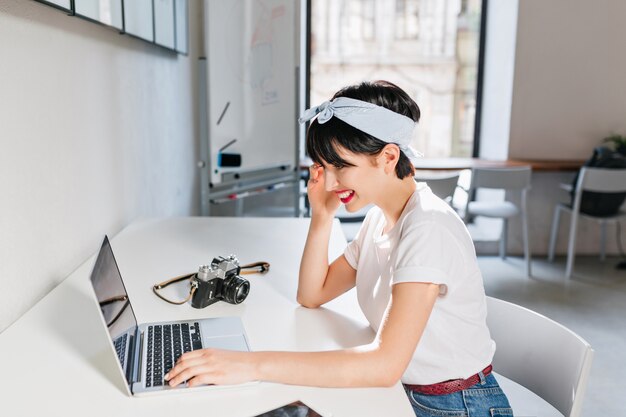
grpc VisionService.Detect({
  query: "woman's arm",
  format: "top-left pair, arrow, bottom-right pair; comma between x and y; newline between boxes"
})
297,222 -> 356,307
165,281 -> 440,388
297,164 -> 356,308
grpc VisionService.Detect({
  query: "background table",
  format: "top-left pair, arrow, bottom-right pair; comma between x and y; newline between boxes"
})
413,157 -> 585,172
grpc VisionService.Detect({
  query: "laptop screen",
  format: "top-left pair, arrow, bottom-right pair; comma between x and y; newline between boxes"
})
90,237 -> 139,371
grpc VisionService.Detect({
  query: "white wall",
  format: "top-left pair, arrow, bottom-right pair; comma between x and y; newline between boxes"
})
509,0 -> 626,159
0,0 -> 202,333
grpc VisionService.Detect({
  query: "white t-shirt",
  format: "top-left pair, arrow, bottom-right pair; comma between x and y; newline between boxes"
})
344,182 -> 495,384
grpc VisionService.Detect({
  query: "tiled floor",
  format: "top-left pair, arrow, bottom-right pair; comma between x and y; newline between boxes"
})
478,255 -> 626,417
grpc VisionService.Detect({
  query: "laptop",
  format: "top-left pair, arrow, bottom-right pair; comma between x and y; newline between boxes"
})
89,236 -> 252,396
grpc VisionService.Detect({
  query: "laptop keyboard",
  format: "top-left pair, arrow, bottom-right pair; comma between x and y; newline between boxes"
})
146,322 -> 203,387
113,333 -> 128,367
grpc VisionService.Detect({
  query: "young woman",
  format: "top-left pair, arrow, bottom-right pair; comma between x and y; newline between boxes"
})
166,80 -> 513,417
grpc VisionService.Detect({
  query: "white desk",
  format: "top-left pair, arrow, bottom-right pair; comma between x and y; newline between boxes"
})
0,217 -> 561,417
0,217 -> 414,417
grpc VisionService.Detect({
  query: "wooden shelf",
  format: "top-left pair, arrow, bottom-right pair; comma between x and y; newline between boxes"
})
413,158 -> 585,172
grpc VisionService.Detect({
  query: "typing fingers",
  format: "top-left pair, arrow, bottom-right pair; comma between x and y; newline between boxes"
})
166,348 -> 254,387
187,372 -> 221,388
166,357 -> 211,387
165,350 -> 214,386
166,363 -> 213,387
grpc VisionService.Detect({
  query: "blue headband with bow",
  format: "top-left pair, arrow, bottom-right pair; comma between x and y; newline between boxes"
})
298,97 -> 422,163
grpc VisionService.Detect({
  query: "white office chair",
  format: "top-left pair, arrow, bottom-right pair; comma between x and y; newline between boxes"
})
486,296 -> 594,417
415,171 -> 460,204
548,167 -> 626,279
464,166 -> 532,276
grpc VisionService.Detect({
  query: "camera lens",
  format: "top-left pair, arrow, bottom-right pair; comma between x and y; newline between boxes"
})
222,275 -> 250,304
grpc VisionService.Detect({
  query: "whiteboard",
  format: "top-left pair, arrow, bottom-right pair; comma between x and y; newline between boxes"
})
204,0 -> 297,185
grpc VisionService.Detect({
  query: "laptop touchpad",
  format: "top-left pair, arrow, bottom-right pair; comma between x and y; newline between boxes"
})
203,335 -> 249,351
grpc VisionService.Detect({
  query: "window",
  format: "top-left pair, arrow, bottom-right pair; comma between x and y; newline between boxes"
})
395,0 -> 420,40
309,0 -> 485,158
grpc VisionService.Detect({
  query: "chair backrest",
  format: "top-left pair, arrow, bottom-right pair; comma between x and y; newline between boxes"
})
470,166 -> 532,190
415,172 -> 460,201
486,296 -> 593,417
576,167 -> 626,193
570,167 -> 626,217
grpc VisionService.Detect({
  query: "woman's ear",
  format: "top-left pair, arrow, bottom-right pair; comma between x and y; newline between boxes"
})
380,144 -> 400,174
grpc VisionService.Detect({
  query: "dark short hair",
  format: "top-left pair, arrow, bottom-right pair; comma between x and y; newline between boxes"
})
306,80 -> 420,179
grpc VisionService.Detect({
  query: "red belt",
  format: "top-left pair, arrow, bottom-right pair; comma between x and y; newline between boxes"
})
404,365 -> 493,396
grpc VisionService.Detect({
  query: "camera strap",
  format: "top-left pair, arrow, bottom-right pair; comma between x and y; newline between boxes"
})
152,261 -> 270,305
238,261 -> 270,274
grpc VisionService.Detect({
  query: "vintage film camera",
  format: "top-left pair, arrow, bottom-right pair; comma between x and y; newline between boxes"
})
190,255 -> 250,308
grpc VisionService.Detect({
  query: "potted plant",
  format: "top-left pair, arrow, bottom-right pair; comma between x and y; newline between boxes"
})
603,133 -> 626,156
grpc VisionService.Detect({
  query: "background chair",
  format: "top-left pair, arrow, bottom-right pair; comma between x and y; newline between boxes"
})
415,171 -> 461,204
486,296 -> 594,417
548,167 -> 626,279
464,166 -> 532,276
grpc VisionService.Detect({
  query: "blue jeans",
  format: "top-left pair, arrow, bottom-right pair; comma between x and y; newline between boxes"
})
404,373 -> 513,417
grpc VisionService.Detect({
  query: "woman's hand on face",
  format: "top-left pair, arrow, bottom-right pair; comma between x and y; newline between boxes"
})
308,164 -> 340,217
165,348 -> 256,388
